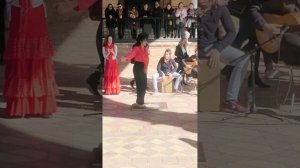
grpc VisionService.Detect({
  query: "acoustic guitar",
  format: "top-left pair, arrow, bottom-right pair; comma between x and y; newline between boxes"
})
256,12 -> 300,54
183,59 -> 198,75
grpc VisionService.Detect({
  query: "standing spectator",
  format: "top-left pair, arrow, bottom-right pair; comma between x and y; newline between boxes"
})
3,0 -> 58,117
140,3 -> 153,34
175,2 -> 187,38
128,5 -> 139,39
163,3 -> 175,38
125,33 -> 149,109
152,1 -> 163,39
103,35 -> 121,95
105,4 -> 117,39
0,0 -> 5,65
116,3 -> 126,39
186,3 -> 197,38
152,49 -> 182,93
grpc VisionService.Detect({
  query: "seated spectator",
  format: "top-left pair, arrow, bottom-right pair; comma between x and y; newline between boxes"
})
152,49 -> 182,93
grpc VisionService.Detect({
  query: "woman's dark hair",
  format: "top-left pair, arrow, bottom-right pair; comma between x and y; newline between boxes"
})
106,3 -> 113,9
133,33 -> 148,48
166,3 -> 172,8
178,2 -> 184,8
103,35 -> 113,47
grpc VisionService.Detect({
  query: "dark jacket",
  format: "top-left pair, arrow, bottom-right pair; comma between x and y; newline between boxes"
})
116,8 -> 126,21
157,57 -> 177,76
105,8 -> 117,28
164,7 -> 175,18
152,6 -> 163,19
197,5 -> 236,54
175,45 -> 189,72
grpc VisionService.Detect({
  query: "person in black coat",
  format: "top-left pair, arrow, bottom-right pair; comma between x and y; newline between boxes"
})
163,3 -> 175,38
152,1 -> 163,38
175,37 -> 190,73
116,3 -> 126,39
105,4 -> 117,39
139,3 -> 153,34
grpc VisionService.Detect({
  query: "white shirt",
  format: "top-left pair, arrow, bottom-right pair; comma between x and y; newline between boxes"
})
102,45 -> 118,60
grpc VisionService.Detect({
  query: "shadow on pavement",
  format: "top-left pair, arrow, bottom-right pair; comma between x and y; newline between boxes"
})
0,122 -> 98,168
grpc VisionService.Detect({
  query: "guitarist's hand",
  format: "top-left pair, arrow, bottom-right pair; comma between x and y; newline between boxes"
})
206,49 -> 220,68
263,23 -> 282,36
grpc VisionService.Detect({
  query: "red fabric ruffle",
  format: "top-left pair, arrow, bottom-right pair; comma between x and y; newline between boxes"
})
4,37 -> 54,60
3,5 -> 58,116
3,59 -> 59,98
6,95 -> 57,117
103,59 -> 121,95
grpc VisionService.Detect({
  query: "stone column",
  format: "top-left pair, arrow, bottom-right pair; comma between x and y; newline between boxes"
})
191,0 -> 197,7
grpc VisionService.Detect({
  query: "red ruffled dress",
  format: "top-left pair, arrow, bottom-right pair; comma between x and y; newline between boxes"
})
3,1 -> 58,117
103,44 -> 121,95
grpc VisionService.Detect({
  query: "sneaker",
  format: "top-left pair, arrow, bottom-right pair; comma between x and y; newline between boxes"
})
265,69 -> 279,79
132,103 -> 147,109
223,100 -> 249,113
130,80 -> 135,89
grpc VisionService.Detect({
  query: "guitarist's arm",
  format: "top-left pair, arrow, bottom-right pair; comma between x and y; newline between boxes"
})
250,1 -> 282,35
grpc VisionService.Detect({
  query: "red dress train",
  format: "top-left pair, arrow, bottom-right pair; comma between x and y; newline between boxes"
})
3,4 -> 58,117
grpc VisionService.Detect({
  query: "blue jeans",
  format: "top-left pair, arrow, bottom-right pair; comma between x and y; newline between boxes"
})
177,22 -> 184,38
201,45 -> 249,101
152,72 -> 182,91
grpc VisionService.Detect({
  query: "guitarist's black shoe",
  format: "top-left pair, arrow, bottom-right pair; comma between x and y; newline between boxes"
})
248,75 -> 270,88
130,80 -> 135,89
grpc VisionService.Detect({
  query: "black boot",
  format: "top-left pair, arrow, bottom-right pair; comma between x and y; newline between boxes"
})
130,80 -> 135,89
248,48 -> 270,88
86,71 -> 101,96
248,73 -> 270,88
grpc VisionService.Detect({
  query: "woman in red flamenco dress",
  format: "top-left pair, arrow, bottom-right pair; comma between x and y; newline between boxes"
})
102,35 -> 121,95
3,0 -> 58,117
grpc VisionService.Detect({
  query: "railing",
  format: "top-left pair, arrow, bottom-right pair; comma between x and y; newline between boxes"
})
101,16 -> 198,42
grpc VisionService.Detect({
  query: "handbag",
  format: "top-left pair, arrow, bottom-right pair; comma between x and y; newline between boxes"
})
88,0 -> 101,21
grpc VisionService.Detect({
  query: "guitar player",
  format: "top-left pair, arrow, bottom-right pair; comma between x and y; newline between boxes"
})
250,0 -> 300,65
222,0 -> 272,88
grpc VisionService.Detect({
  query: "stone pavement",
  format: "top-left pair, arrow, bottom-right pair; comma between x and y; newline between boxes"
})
199,64 -> 300,168
103,44 -> 198,168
